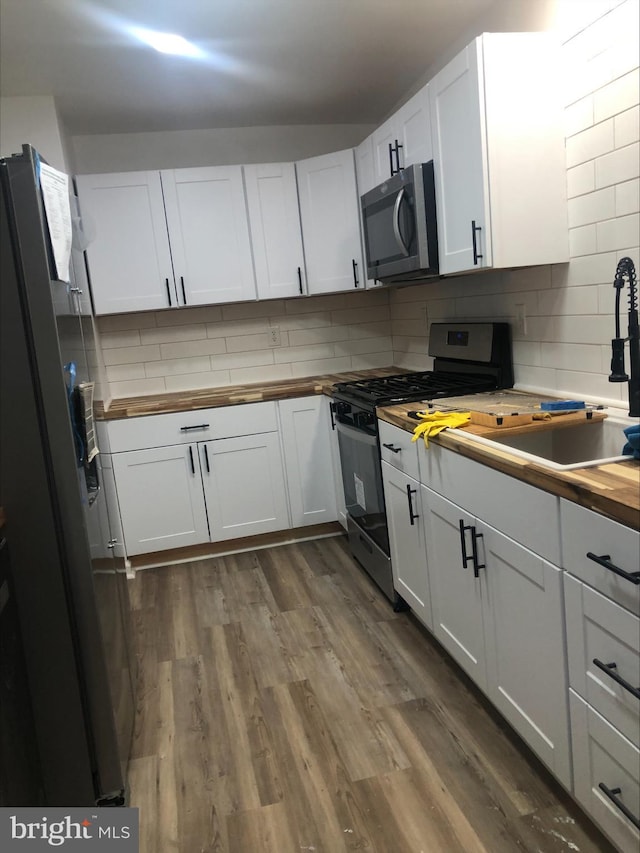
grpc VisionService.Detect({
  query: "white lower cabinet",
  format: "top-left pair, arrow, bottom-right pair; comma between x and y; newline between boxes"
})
200,433 -> 289,541
112,444 -> 209,556
421,484 -> 571,788
570,690 -> 640,853
382,462 -> 432,629
278,396 -> 338,528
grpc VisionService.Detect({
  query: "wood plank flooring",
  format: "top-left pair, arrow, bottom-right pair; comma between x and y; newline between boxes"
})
127,535 -> 614,853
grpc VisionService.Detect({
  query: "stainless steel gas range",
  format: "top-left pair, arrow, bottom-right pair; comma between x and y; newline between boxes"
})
331,322 -> 514,608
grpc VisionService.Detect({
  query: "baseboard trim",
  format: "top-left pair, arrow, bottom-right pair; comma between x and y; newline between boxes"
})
129,521 -> 345,572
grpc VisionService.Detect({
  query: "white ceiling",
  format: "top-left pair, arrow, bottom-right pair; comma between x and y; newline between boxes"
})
1,0 -> 501,136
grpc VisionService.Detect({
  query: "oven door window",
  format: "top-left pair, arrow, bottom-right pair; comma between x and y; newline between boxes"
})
337,421 -> 389,554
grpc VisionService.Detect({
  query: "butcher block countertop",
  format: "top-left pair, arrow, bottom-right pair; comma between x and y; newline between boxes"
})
378,402 -> 640,531
95,367 -> 402,420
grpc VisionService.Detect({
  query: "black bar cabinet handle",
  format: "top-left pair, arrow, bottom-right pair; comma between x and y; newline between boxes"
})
352,258 -> 359,287
471,220 -> 483,265
165,277 -> 172,306
395,140 -> 403,172
297,266 -> 303,295
382,443 -> 402,454
592,659 -> 640,700
203,444 -> 210,474
388,142 -> 395,177
181,276 -> 187,305
406,485 -> 419,526
459,519 -> 472,569
470,528 -> 485,579
180,424 -> 210,432
598,783 -> 640,830
586,552 -> 640,584
188,445 -> 195,475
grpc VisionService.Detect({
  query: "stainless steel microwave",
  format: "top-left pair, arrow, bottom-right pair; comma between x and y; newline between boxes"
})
360,161 -> 439,283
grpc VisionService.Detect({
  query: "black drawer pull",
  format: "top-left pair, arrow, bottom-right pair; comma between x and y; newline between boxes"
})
593,659 -> 640,700
598,783 -> 640,830
406,485 -> 419,526
459,519 -> 472,569
586,552 -> 640,584
179,424 -> 210,432
470,527 -> 485,579
471,220 -> 483,265
383,443 -> 402,454
203,444 -> 210,474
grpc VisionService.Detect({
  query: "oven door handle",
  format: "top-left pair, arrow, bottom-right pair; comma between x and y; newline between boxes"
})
335,420 -> 378,447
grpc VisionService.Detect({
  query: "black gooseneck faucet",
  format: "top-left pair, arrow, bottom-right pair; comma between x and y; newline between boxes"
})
609,256 -> 640,417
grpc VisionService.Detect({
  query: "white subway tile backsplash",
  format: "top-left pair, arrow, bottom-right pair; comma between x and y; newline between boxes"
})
333,336 -> 393,357
513,365 -> 558,389
512,340 -> 542,366
350,352 -> 395,370
614,105 -> 640,148
105,363 -> 146,382
109,377 -> 167,398
102,344 -> 161,366
566,119 -> 615,167
211,350 -> 274,370
567,186 -> 615,226
596,212 -> 640,251
144,356 -> 212,378
390,319 -> 428,338
595,141 -> 640,187
228,363 -> 293,384
99,329 -> 142,349
165,369 -> 231,392
140,324 -> 207,345
222,300 -> 285,320
569,224 -> 598,256
273,343 -> 335,364
615,178 -> 640,216
155,305 -> 222,325
537,284 -> 600,316
159,337 -> 227,360
226,331 -> 289,353
593,69 -> 640,123
564,95 -> 594,137
539,342 -> 603,372
553,251 -> 618,285
566,161 -> 596,198
329,306 -> 390,325
98,313 -> 157,332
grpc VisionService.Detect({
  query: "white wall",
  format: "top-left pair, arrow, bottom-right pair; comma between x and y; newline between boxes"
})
0,96 -> 68,171
391,0 -> 639,409
70,123 -> 375,174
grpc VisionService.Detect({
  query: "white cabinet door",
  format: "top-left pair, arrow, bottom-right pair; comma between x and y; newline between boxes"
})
355,134 -> 376,196
296,149 -> 364,294
201,433 -> 289,541
422,487 -> 487,688
278,396 -> 338,528
112,445 -> 209,556
481,522 -> 571,788
244,163 -> 306,300
429,38 -> 490,275
429,33 -> 568,275
372,85 -> 432,184
161,166 -> 256,306
382,463 -> 432,628
76,171 -> 176,314
395,85 -> 432,170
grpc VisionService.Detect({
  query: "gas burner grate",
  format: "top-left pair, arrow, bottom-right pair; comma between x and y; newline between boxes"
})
333,371 -> 497,407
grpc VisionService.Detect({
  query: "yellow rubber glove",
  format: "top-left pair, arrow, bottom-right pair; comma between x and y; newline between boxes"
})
411,411 -> 471,447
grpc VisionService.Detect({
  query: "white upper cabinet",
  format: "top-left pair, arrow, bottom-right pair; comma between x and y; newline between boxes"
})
160,166 -> 256,306
429,33 -> 569,276
296,149 -> 364,294
75,171 -> 176,314
372,84 -> 432,184
243,163 -> 306,300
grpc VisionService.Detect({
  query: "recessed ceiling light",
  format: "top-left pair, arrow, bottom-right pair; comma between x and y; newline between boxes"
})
132,28 -> 203,58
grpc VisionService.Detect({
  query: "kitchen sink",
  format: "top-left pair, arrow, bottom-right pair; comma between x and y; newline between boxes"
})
457,416 -> 636,470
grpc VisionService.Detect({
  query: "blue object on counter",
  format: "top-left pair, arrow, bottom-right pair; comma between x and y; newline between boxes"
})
622,424 -> 640,459
540,400 -> 586,411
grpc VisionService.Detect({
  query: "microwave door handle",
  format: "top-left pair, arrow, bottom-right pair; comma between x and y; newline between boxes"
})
392,188 -> 410,257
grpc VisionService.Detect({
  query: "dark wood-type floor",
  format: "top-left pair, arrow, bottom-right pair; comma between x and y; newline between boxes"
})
127,535 -> 615,853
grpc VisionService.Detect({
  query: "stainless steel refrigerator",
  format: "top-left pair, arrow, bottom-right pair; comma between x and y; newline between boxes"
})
0,144 -> 135,806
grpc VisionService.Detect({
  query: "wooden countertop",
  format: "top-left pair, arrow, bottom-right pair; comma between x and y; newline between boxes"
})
377,403 -> 640,531
96,367 -> 405,420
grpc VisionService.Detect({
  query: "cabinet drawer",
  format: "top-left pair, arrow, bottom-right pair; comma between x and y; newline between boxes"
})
570,690 -> 640,853
378,420 -> 419,480
561,500 -> 640,616
106,401 -> 278,452
565,574 -> 640,747
419,443 -> 560,564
